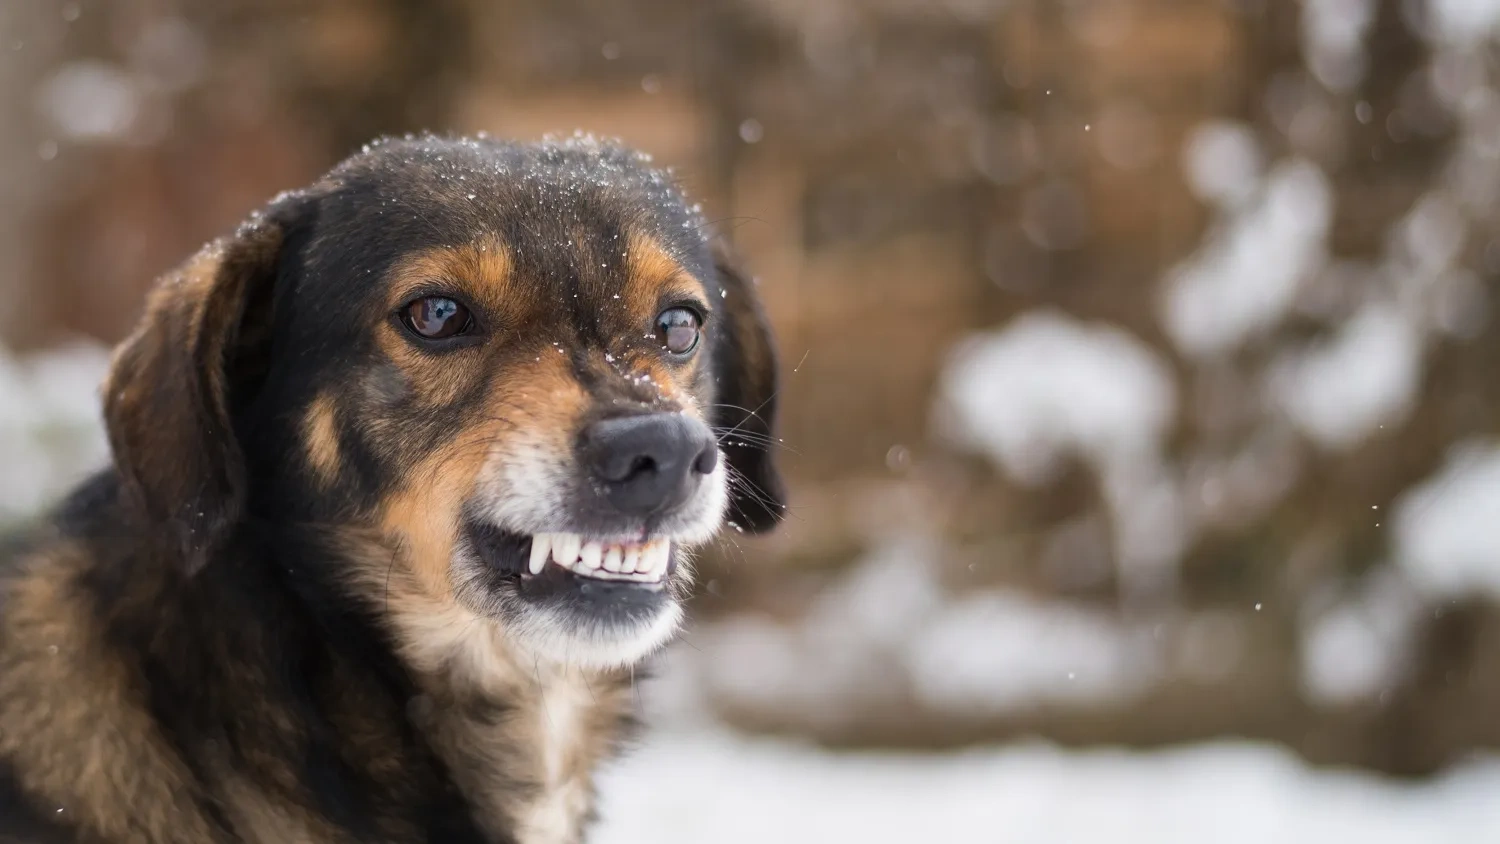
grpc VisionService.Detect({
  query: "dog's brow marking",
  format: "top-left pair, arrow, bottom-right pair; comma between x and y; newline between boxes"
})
625,232 -> 683,284
623,232 -> 709,313
382,236 -> 516,325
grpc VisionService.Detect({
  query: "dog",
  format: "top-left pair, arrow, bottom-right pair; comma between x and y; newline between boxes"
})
0,134 -> 784,843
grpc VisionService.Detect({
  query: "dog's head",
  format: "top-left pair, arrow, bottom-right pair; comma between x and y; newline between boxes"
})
102,135 -> 784,670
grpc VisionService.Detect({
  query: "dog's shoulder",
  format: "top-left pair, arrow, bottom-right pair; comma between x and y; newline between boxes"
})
0,473 -> 506,844
0,471 -> 234,843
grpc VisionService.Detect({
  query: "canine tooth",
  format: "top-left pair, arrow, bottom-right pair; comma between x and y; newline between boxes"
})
528,535 -> 552,575
552,533 -> 581,567
580,542 -> 603,570
622,547 -> 641,573
603,546 -> 623,572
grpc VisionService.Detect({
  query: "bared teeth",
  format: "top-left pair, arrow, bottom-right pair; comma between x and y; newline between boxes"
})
641,539 -> 670,576
580,541 -> 603,570
528,535 -> 552,575
524,534 -> 671,584
602,546 -> 623,573
551,533 -> 581,567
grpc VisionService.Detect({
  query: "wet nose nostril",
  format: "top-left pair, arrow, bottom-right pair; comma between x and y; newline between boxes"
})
693,446 -> 718,476
581,413 -> 717,517
627,455 -> 658,480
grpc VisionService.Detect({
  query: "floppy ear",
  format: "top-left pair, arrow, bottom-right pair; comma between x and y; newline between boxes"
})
710,241 -> 787,532
103,193 -> 311,572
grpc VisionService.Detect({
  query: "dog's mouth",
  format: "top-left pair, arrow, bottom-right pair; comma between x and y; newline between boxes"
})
460,518 -> 690,667
524,533 -> 676,586
456,476 -> 726,667
463,519 -> 681,592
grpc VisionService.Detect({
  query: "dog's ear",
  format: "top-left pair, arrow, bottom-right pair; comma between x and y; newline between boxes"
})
709,241 -> 787,533
103,191 -> 313,572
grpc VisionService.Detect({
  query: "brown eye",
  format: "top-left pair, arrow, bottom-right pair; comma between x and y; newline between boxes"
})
402,296 -> 472,340
656,307 -> 701,356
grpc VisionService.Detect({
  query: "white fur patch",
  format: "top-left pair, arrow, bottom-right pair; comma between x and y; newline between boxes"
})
394,600 -> 522,694
392,604 -> 603,844
514,598 -> 685,671
517,673 -> 595,844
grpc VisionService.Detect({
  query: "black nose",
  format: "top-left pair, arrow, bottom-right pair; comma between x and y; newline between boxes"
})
580,413 -> 718,517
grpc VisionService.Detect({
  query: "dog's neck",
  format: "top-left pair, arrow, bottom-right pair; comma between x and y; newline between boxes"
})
202,520 -> 638,844
359,563 -> 636,844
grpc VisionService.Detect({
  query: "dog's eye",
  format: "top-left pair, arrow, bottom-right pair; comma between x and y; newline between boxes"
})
403,296 -> 472,340
656,307 -> 701,356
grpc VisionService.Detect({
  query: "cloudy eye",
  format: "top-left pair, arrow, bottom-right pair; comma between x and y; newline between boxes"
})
655,307 -> 702,356
402,296 -> 472,340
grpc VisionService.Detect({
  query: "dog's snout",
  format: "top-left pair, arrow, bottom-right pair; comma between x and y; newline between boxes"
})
581,413 -> 717,516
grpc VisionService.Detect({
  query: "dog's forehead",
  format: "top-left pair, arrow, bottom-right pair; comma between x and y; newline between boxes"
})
314,136 -> 714,285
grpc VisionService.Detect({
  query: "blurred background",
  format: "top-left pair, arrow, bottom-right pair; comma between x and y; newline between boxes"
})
4,0 -> 1500,840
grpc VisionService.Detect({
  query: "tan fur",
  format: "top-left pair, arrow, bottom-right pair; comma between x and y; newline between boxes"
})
0,549 -> 218,843
623,233 -> 696,299
491,359 -> 595,453
371,347 -> 588,603
620,233 -> 711,411
0,543 -> 431,844
350,343 -> 626,844
373,239 -> 520,410
303,393 -> 344,484
378,480 -> 468,603
384,237 -> 516,315
335,527 -> 630,844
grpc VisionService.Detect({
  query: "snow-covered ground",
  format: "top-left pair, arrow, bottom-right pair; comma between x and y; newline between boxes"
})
596,727 -> 1500,844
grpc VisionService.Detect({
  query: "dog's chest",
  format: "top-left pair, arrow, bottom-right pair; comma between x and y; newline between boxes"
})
414,634 -> 618,844
514,679 -> 596,844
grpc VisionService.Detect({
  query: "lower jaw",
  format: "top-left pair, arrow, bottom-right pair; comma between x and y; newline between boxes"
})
459,523 -> 686,667
513,593 -> 685,670
513,550 -> 681,657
